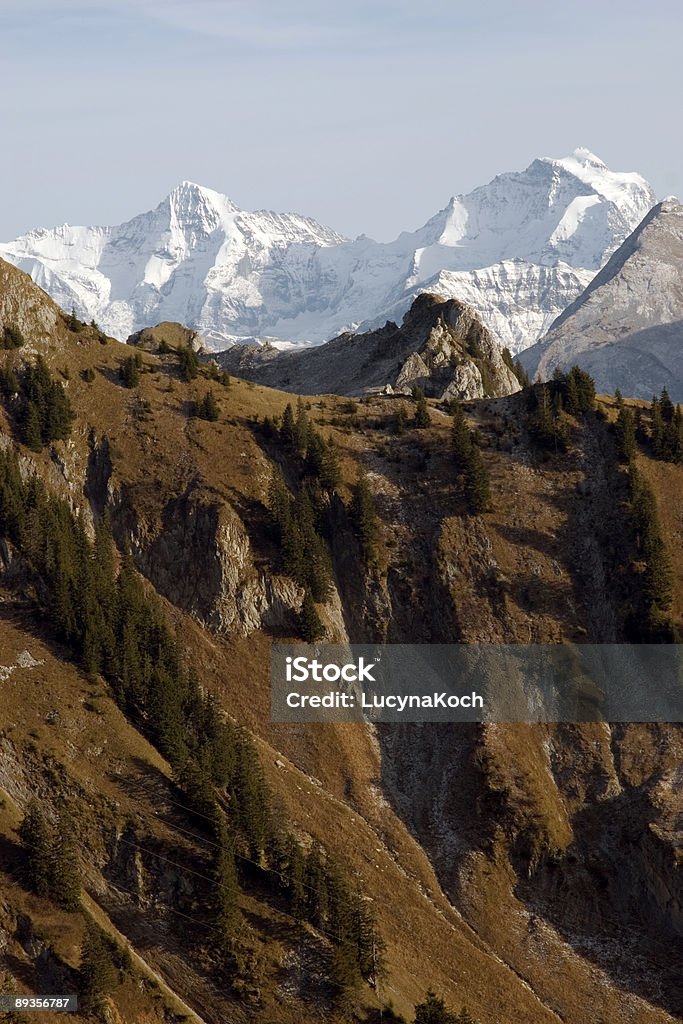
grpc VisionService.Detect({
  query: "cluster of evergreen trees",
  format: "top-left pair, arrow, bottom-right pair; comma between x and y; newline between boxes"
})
607,392 -> 677,640
269,836 -> 383,994
412,991 -> 480,1024
263,400 -> 342,493
614,393 -> 637,462
119,352 -> 142,388
501,346 -> 530,388
268,467 -> 333,601
451,401 -> 491,514
264,401 -> 343,639
264,401 -> 384,632
350,473 -> 380,568
525,367 -> 596,454
0,356 -> 75,452
608,388 -> 682,465
526,384 -> 570,453
177,344 -> 199,381
64,308 -> 85,334
2,325 -> 24,349
17,800 -> 80,911
0,444 -> 380,988
412,387 -> 431,428
193,390 -> 220,421
627,463 -> 677,641
78,921 -> 120,1015
0,450 -> 234,774
648,388 -> 683,462
552,365 -> 596,415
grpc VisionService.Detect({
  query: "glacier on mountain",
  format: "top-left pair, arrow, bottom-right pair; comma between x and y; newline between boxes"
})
0,150 -> 655,353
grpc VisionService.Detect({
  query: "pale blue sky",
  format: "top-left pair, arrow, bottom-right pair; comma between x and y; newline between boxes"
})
1,0 -> 681,240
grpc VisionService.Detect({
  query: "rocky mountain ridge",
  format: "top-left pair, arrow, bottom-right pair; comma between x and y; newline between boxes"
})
522,199 -> 683,399
210,292 -> 522,400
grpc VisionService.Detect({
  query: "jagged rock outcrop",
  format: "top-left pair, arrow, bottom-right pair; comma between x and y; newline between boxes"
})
127,321 -> 206,353
213,293 -> 521,400
114,484 -> 304,637
0,259 -> 60,344
522,200 -> 683,399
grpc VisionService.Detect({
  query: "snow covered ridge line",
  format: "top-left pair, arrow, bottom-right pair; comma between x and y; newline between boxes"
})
0,149 -> 656,354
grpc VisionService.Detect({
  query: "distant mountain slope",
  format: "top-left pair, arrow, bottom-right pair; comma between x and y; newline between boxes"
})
211,292 -> 521,399
521,200 -> 683,399
0,150 -> 655,353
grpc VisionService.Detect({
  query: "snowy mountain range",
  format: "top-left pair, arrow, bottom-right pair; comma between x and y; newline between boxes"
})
0,149 -> 655,353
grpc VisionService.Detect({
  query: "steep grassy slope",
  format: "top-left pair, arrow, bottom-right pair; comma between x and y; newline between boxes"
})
0,259 -> 681,1024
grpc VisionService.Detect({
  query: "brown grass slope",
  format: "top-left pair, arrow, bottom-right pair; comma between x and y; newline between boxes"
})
0,258 -> 681,1023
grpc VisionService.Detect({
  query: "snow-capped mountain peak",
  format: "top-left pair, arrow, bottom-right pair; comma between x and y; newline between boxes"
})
164,180 -> 240,224
547,148 -> 653,211
0,150 -> 656,353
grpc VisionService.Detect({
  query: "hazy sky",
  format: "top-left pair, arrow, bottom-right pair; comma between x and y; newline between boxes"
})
1,0 -> 682,240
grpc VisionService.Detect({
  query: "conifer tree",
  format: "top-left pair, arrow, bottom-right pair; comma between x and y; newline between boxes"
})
615,405 -> 637,462
328,943 -> 360,1003
196,390 -> 219,421
629,466 -> 676,639
306,433 -> 341,493
280,403 -> 296,446
2,325 -> 24,349
285,835 -> 307,920
660,387 -> 675,423
14,357 -> 74,449
299,589 -> 324,642
651,395 -> 683,462
267,465 -> 291,535
350,473 -> 379,567
451,402 -> 471,464
18,801 -> 52,898
320,438 -> 342,493
178,345 -> 199,381
227,731 -> 272,857
393,404 -> 408,435
464,444 -> 491,514
79,922 -> 117,1015
305,841 -> 329,929
527,384 -> 569,453
51,808 -> 81,911
565,371 -> 580,415
451,401 -> 491,513
119,354 -> 141,388
212,821 -> 241,951
413,387 -> 430,428
413,990 -> 457,1024
22,401 -> 43,452
294,398 -> 310,455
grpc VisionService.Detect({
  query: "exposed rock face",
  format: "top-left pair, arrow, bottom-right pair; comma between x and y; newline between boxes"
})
522,200 -> 683,399
115,484 -> 303,637
127,321 -> 207,353
213,293 -> 521,400
0,259 -> 60,347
